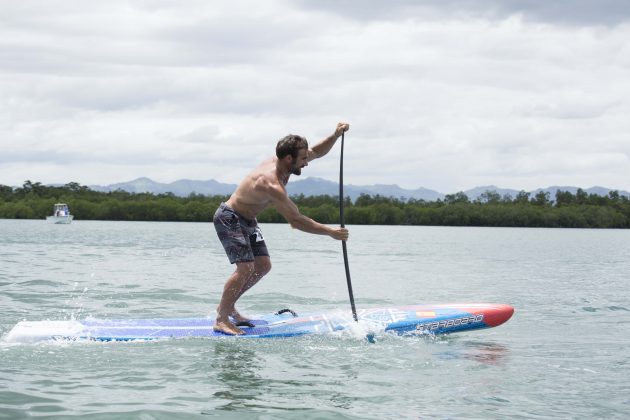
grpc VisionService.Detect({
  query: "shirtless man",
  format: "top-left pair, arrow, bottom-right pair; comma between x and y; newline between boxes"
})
213,122 -> 350,335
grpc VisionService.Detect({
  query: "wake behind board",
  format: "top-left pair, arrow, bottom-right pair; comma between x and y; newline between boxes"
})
4,303 -> 514,343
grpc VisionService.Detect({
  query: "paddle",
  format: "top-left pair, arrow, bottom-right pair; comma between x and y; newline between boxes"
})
339,131 -> 358,322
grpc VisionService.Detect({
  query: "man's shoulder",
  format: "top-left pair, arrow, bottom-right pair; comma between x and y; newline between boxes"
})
252,170 -> 284,193
246,157 -> 288,199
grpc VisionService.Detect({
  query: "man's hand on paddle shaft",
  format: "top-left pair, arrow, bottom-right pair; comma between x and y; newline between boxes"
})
330,227 -> 349,241
335,122 -> 350,137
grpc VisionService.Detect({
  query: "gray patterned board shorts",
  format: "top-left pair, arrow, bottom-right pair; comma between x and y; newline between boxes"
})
213,202 -> 269,264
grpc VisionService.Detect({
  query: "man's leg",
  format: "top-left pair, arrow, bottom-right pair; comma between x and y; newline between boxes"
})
230,256 -> 272,322
214,261 -> 255,335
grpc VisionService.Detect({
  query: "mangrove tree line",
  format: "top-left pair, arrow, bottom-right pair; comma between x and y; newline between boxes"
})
1,180 -> 629,228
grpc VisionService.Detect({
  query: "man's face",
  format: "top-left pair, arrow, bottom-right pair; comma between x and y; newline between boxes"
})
291,148 -> 309,176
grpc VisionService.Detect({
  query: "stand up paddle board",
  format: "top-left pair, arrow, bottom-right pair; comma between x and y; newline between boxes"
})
4,303 -> 513,343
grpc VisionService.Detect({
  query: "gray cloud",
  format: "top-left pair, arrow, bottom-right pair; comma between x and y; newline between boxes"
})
1,0 -> 629,191
295,0 -> 630,26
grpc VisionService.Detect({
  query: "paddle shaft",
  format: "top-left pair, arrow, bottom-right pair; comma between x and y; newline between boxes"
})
339,132 -> 358,322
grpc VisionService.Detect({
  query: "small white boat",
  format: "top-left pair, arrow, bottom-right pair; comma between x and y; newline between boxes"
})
46,203 -> 74,224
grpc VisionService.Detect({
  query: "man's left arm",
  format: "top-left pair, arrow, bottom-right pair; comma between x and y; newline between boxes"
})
308,122 -> 350,161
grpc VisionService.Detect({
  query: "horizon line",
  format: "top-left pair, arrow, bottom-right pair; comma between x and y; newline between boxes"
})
5,176 -> 629,196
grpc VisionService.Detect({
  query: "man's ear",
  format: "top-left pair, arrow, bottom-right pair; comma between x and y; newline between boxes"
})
281,154 -> 294,165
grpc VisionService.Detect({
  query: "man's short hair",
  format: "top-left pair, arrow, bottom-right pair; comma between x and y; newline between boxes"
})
276,134 -> 308,159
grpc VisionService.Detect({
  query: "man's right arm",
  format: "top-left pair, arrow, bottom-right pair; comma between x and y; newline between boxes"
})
307,122 -> 350,162
268,183 -> 348,240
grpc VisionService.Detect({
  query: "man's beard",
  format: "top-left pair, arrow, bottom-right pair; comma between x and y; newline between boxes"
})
291,165 -> 302,176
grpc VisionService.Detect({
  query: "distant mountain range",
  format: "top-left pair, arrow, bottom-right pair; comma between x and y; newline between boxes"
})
88,177 -> 630,202
90,177 -> 238,196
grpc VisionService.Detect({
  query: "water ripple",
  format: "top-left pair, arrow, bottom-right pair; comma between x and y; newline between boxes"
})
1,220 -> 629,418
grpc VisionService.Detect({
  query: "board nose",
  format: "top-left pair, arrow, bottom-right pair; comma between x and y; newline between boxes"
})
482,304 -> 515,327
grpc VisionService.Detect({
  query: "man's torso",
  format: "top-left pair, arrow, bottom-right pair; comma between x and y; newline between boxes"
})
226,157 -> 286,219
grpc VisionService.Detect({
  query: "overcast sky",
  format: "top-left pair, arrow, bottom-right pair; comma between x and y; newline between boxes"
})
2,0 -> 630,193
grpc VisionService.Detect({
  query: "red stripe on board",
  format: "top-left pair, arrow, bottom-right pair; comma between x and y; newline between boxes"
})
470,304 -> 514,327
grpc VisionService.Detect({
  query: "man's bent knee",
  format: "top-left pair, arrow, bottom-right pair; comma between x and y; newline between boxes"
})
234,261 -> 255,277
255,257 -> 272,277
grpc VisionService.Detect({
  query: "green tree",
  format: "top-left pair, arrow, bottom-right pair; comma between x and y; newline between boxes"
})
555,190 -> 575,207
0,185 -> 13,201
444,192 -> 470,205
514,190 -> 530,204
576,188 -> 588,205
531,191 -> 551,206
478,190 -> 501,204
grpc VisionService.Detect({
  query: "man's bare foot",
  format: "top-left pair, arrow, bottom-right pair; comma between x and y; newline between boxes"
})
213,319 -> 244,336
